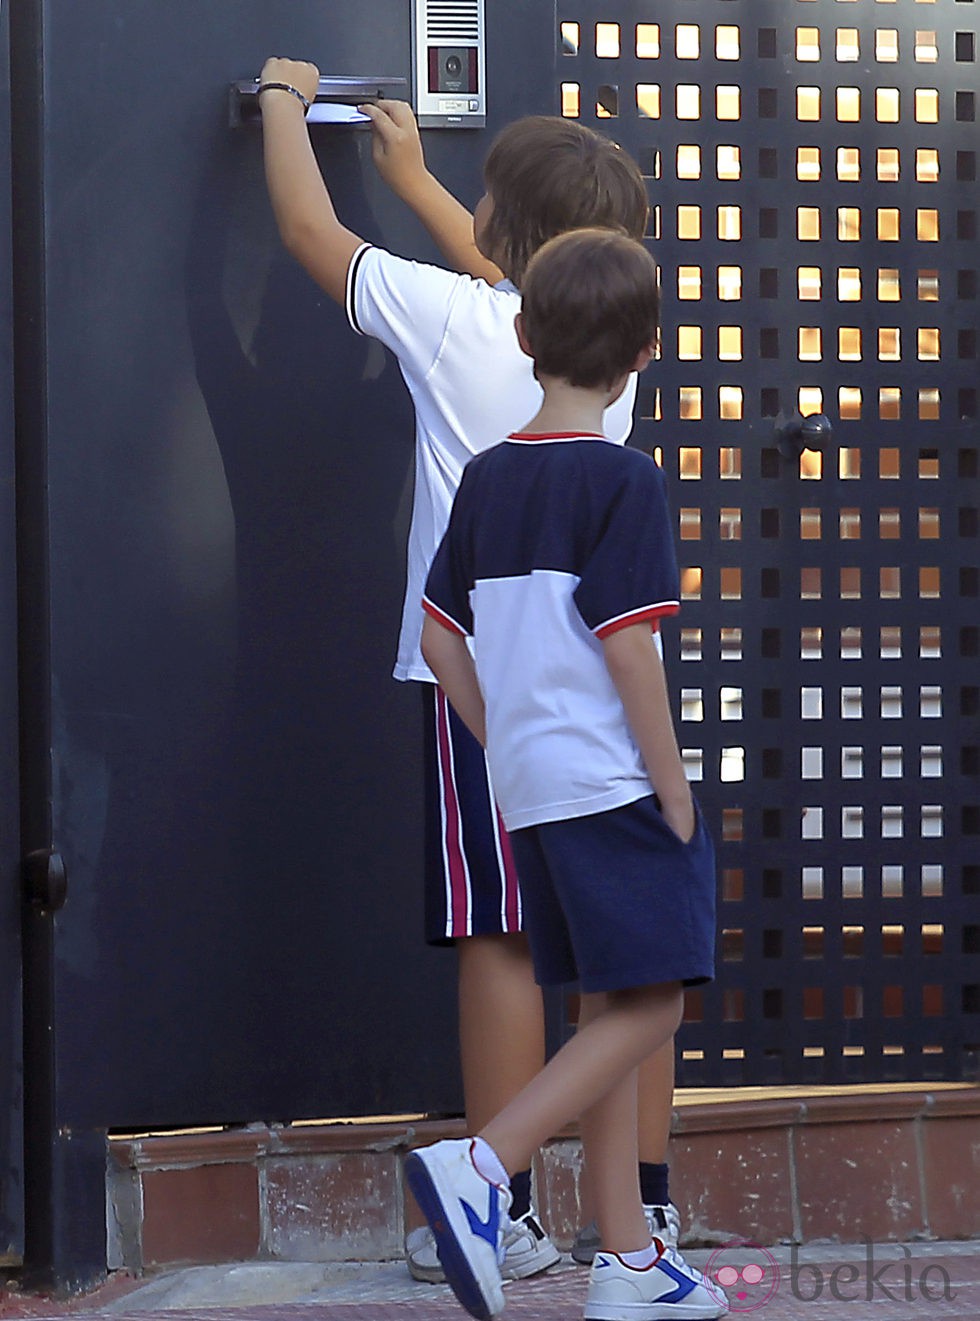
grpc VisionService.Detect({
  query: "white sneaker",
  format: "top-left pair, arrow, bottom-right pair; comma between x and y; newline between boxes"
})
584,1241 -> 729,1320
407,1209 -> 561,1284
404,1138 -> 511,1319
500,1209 -> 562,1278
572,1202 -> 682,1265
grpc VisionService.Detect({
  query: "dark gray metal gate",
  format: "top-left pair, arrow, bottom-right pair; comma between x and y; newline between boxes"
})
556,0 -> 979,1085
0,0 -> 24,1269
7,0 -> 556,1288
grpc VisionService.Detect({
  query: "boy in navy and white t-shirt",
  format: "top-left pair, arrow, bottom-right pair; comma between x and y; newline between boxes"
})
259,56 -> 697,1281
413,230 -> 722,1321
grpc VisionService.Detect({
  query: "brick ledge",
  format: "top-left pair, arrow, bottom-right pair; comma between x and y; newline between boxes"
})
106,1085 -> 980,1272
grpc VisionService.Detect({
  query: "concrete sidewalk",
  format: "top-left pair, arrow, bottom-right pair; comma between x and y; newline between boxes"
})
3,1242 -> 979,1320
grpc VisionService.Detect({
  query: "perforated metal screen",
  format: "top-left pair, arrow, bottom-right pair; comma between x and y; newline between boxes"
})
556,0 -> 979,1085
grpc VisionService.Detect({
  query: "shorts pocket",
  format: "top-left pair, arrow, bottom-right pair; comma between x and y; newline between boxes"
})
649,794 -> 706,849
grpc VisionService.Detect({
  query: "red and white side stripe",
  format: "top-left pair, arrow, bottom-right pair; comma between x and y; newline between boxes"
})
433,687 -> 522,939
485,758 -> 522,932
434,687 -> 473,936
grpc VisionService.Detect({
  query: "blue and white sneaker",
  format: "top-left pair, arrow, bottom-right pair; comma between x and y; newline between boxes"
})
585,1239 -> 729,1320
406,1208 -> 560,1284
404,1138 -> 511,1320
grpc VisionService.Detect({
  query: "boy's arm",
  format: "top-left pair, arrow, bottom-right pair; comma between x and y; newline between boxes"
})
421,615 -> 487,746
359,101 -> 504,284
601,623 -> 695,843
259,58 -> 365,305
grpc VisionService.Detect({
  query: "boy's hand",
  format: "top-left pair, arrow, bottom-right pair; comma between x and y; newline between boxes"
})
601,622 -> 696,845
359,101 -> 428,199
659,792 -> 696,846
359,100 -> 500,281
259,57 -> 320,107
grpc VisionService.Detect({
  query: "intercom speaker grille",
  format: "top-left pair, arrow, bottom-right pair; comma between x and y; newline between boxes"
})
423,0 -> 480,42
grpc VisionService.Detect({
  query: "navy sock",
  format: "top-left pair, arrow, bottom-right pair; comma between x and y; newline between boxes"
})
510,1167 -> 532,1218
639,1162 -> 670,1207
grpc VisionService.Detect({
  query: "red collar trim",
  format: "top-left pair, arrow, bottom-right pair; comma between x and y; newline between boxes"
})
507,430 -> 605,441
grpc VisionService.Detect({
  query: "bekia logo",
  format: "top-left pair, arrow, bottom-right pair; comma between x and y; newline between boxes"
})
705,1240 -> 781,1313
703,1239 -> 958,1311
788,1242 -> 957,1304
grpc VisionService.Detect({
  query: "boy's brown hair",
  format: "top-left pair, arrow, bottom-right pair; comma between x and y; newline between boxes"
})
519,229 -> 660,390
480,117 -> 648,286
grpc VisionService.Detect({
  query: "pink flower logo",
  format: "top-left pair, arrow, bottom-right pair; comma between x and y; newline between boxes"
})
705,1239 -> 782,1312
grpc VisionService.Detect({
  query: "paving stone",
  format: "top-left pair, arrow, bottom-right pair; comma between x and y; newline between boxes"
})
3,1244 -> 979,1320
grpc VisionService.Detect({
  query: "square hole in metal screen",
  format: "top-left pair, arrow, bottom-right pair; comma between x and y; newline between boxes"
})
636,24 -> 660,59
839,389 -> 862,420
677,145 -> 700,179
839,267 -> 862,300
717,146 -> 741,180
716,26 -> 740,61
838,28 -> 860,61
919,385 -> 945,417
560,22 -> 579,55
718,266 -> 742,299
681,628 -> 702,661
798,266 -> 821,300
836,147 -> 861,181
636,85 -> 660,119
721,628 -> 742,661
596,23 -> 620,58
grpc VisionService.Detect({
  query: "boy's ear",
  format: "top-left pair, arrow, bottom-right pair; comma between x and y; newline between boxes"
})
514,312 -> 534,359
630,339 -> 659,373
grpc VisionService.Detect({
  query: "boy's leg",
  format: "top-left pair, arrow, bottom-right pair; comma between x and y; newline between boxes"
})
576,1037 -> 676,1258
424,684 -> 547,1134
582,1063 -> 648,1254
637,1040 -> 674,1166
637,1041 -> 681,1242
480,982 -> 683,1179
405,986 -> 676,1321
456,932 -> 560,1277
458,931 -> 545,1129
569,1002 -> 727,1321
411,689 -> 558,1285
575,993 -> 647,1255
406,985 -> 725,1319
456,934 -> 562,1281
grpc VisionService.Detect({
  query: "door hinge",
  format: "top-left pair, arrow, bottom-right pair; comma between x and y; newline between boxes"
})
23,848 -> 68,913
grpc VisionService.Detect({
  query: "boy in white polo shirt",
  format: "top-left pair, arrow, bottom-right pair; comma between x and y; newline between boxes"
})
415,229 -> 723,1321
259,56 -> 687,1279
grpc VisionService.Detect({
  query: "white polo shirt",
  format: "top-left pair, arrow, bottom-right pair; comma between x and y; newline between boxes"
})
345,243 -> 637,682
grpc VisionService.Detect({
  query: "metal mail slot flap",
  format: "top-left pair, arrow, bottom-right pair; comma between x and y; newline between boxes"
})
230,75 -> 408,127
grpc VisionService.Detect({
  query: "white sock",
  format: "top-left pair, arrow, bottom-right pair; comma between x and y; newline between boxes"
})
620,1240 -> 660,1270
470,1137 -> 510,1188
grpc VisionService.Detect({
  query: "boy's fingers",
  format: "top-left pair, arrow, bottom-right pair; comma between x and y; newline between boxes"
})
359,103 -> 403,148
359,100 -> 416,134
381,100 -> 419,129
358,102 -> 388,127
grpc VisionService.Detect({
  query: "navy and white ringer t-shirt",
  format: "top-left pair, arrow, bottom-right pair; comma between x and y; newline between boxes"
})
423,434 -> 680,831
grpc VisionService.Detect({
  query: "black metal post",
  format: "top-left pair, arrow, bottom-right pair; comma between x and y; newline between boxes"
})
10,0 -> 107,1292
0,0 -> 25,1270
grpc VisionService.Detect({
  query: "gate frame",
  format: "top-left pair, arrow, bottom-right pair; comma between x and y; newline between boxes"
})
0,0 -> 25,1271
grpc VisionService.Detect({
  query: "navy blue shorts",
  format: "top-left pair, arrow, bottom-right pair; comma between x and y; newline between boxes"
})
508,794 -> 717,993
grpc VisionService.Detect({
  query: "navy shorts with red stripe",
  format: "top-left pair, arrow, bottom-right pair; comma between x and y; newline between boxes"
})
423,685 -> 523,944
